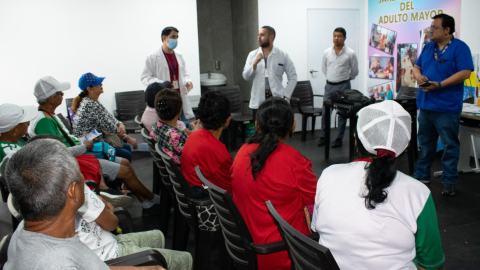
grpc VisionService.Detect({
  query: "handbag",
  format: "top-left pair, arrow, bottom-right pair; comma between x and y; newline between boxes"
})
331,89 -> 375,118
86,142 -> 117,162
102,129 -> 124,148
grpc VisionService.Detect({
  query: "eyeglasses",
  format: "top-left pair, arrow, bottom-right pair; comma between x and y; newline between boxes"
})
54,91 -> 64,97
429,26 -> 445,32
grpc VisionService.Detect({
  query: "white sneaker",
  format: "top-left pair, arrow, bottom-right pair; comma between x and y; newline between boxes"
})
100,191 -> 133,208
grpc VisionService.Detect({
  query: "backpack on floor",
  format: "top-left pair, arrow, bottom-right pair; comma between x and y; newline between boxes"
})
331,89 -> 375,118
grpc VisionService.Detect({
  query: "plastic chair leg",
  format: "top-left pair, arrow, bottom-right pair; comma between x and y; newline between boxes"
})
159,183 -> 173,235
312,115 -> 317,135
301,115 -> 308,142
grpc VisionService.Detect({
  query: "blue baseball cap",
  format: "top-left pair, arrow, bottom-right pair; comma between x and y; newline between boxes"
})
78,73 -> 105,90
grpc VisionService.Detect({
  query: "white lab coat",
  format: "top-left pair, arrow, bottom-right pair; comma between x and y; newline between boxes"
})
141,49 -> 194,119
242,46 -> 297,109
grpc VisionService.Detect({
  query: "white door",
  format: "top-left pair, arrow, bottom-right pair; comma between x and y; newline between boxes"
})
307,9 -> 360,130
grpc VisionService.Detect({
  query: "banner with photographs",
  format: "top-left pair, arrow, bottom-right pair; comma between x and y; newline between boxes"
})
368,0 -> 462,97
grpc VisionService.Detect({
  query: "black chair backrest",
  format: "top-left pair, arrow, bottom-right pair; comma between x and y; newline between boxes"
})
115,90 -> 146,121
291,81 -> 315,112
141,128 -> 155,147
0,234 -> 11,269
213,85 -> 243,115
0,158 -> 10,203
65,98 -> 75,126
154,144 -> 175,199
156,149 -> 194,226
135,115 -> 146,129
266,201 -> 340,270
57,113 -> 73,134
195,166 -> 259,270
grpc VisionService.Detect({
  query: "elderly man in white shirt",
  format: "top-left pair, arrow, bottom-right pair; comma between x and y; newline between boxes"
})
243,26 -> 297,120
318,27 -> 359,148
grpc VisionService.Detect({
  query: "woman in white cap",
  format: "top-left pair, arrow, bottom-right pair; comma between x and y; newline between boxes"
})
72,73 -> 137,162
311,100 -> 444,270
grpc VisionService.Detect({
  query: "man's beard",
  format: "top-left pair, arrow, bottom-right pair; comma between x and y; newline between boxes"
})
260,40 -> 271,48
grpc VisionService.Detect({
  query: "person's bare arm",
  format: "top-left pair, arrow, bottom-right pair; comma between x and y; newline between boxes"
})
96,197 -> 119,231
413,65 -> 428,84
420,69 -> 471,92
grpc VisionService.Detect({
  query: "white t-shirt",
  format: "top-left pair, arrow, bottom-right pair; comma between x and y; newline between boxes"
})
76,186 -> 119,261
312,161 -> 443,270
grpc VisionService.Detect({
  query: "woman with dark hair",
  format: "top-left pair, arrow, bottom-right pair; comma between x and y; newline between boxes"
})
72,73 -> 137,162
312,100 -> 444,270
231,97 -> 317,270
181,90 -> 232,194
150,88 -> 200,165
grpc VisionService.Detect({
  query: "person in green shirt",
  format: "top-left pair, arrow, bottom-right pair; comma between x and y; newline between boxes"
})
0,104 -> 37,164
30,76 -> 161,216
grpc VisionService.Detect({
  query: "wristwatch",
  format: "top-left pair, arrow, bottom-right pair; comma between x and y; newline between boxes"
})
438,81 -> 442,89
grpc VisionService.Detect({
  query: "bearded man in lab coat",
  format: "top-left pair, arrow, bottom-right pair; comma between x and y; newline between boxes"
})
243,26 -> 297,121
141,26 -> 194,125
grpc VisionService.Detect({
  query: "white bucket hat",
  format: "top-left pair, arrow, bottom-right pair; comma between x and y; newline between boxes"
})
356,100 -> 411,158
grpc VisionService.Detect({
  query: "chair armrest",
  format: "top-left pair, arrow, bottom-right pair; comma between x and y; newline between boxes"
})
190,197 -> 213,206
114,207 -> 134,233
313,94 -> 324,98
85,180 -> 100,195
250,240 -> 286,254
105,249 -> 167,267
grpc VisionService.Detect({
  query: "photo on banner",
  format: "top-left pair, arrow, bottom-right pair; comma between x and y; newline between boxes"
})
369,56 -> 394,80
368,0 -> 462,93
397,43 -> 418,91
368,82 -> 395,101
369,24 -> 397,55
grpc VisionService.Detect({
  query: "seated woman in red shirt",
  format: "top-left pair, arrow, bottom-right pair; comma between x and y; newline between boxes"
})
181,90 -> 232,195
231,98 -> 317,270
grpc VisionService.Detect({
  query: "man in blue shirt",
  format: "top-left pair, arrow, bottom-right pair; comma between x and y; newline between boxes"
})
413,14 -> 473,196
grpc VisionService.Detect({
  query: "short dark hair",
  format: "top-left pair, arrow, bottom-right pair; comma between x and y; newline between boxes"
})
145,81 -> 173,108
261,26 -> 276,40
197,91 -> 230,130
433,14 -> 455,35
161,26 -> 179,41
154,88 -> 183,121
334,27 -> 346,37
5,139 -> 79,221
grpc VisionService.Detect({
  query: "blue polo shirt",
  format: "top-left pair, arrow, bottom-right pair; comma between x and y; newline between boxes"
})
416,38 -> 473,113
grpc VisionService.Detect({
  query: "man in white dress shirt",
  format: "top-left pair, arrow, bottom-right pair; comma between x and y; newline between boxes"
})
318,27 -> 359,148
243,26 -> 297,120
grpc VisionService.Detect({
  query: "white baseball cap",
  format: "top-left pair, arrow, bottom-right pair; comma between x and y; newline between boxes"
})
34,76 -> 71,100
356,100 -> 411,158
0,104 -> 38,133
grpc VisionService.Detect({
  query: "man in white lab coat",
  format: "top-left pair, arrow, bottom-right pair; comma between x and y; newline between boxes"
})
243,26 -> 297,120
141,26 -> 194,124
318,27 -> 358,148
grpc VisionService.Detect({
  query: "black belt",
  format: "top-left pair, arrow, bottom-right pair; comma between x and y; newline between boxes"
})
327,79 -> 349,85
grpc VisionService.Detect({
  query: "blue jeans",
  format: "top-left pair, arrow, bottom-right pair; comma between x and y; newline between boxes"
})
414,109 -> 460,185
180,111 -> 192,130
114,143 -> 132,163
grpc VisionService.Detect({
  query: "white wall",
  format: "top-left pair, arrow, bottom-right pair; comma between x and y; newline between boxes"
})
0,0 -> 200,116
258,0 -> 368,131
461,0 -> 480,56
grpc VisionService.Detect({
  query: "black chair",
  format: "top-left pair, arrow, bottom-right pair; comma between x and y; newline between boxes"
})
195,166 -> 287,270
114,90 -> 145,134
290,81 -> 323,142
157,150 -> 222,269
266,201 -> 340,270
65,98 -> 75,127
213,85 -> 253,151
0,158 -> 20,231
0,235 -> 11,269
135,114 -> 146,129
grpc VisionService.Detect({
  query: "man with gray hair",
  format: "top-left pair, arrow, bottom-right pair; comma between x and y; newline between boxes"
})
4,139 -> 163,270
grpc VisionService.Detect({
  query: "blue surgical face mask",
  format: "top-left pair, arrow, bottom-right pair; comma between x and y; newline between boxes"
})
167,38 -> 178,50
